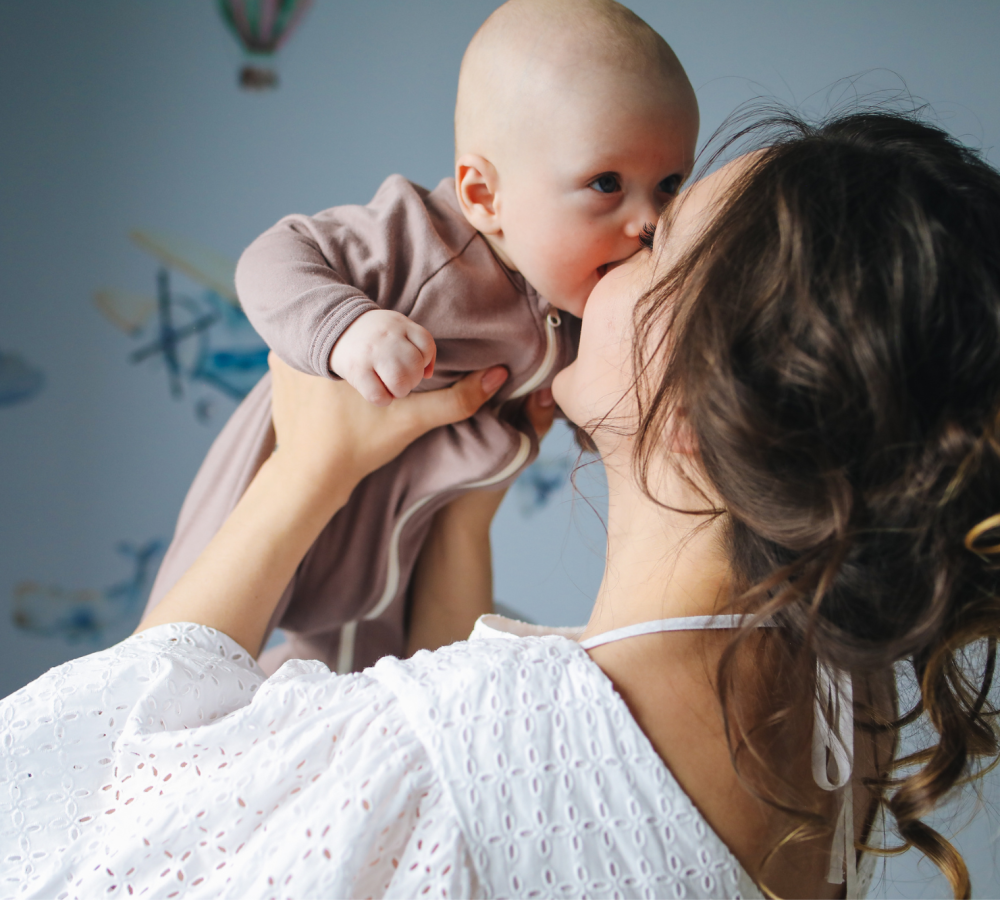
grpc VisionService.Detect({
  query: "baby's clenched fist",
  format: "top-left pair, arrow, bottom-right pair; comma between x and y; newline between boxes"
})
329,309 -> 437,406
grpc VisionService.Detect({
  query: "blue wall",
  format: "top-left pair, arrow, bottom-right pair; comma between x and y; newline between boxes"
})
3,3 -> 1000,895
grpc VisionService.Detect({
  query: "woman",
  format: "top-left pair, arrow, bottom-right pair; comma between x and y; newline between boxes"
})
4,110 -> 1000,899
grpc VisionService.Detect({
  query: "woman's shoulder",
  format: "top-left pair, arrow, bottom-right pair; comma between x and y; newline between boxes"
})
375,614 -> 590,685
1,622 -> 265,736
370,616 -> 762,899
0,623 -> 481,899
370,614 -> 612,737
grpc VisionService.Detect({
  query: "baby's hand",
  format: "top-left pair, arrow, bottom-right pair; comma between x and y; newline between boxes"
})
329,309 -> 436,406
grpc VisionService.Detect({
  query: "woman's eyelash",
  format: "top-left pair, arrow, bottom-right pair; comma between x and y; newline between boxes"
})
639,222 -> 656,250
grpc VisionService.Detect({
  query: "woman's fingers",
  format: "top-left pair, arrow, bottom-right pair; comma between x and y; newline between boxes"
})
398,366 -> 508,436
269,354 -> 510,489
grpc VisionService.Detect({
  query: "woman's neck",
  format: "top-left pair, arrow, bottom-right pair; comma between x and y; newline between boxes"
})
580,446 -> 732,642
577,443 -> 852,899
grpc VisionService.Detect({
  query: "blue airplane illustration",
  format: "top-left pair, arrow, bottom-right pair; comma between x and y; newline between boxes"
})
95,230 -> 269,413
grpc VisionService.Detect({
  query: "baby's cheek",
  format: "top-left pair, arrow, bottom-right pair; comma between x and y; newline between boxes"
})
556,255 -> 602,310
556,287 -> 590,320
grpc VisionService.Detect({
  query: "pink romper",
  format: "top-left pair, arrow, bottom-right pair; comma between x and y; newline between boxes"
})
143,175 -> 580,674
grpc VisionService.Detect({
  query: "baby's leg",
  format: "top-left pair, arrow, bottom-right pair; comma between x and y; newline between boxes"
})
405,488 -> 504,655
402,388 -> 558,654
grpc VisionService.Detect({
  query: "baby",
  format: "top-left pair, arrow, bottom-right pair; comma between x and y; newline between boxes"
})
143,0 -> 698,673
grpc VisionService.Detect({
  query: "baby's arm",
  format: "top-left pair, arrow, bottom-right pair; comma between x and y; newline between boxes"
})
234,176 -> 441,401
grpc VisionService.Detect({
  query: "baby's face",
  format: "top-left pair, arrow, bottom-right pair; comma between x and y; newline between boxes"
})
494,84 -> 697,318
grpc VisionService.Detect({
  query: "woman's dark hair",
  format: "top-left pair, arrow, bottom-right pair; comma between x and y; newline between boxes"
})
632,109 -> 1000,898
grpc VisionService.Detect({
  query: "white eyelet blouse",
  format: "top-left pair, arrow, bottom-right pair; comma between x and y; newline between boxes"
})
0,617 -> 877,899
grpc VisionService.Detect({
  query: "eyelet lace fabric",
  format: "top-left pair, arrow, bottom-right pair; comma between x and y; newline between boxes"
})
2,620 -> 877,899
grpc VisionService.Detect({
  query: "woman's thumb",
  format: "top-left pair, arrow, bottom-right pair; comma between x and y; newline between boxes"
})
407,366 -> 508,432
453,366 -> 508,417
480,367 -> 508,395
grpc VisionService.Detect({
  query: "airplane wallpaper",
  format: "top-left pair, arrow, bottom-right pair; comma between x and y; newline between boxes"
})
2,4 -> 999,894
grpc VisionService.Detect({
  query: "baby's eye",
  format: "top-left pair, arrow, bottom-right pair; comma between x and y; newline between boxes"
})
639,222 -> 656,250
658,174 -> 682,195
589,173 -> 621,194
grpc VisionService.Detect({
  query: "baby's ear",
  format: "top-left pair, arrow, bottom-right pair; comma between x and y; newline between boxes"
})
455,154 -> 501,234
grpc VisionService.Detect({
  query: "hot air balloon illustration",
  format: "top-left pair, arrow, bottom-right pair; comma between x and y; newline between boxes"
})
218,0 -> 313,89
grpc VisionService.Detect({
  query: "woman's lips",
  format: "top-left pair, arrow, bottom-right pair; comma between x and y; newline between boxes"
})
599,256 -> 634,279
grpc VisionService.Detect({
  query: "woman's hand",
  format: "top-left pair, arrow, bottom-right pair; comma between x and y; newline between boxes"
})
137,357 -> 510,657
269,353 -> 510,499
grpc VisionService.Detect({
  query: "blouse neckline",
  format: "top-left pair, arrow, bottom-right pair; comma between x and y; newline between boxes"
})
470,614 -> 764,899
470,614 -> 865,899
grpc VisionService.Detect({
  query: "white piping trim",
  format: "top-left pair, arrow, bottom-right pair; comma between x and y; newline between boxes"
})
510,311 -> 561,399
459,430 -> 534,492
336,308 -> 558,671
336,620 -> 357,674
336,432 -> 533,672
363,431 -> 533,625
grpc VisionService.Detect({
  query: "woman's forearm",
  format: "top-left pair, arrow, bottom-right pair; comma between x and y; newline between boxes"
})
136,456 -> 352,657
135,361 -> 508,659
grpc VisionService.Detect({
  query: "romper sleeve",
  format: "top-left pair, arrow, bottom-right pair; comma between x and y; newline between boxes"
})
235,174 -> 458,379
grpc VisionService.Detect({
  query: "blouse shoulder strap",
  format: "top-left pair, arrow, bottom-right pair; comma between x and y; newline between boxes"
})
577,615 -> 774,650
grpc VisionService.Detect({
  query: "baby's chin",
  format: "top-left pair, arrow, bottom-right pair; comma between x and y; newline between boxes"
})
555,297 -> 587,319
547,278 -> 598,320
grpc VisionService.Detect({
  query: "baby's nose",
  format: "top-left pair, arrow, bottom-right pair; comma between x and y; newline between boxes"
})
624,199 -> 662,238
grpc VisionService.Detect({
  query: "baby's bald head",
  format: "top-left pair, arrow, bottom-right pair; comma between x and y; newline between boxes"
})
455,0 -> 696,165
453,0 -> 698,317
